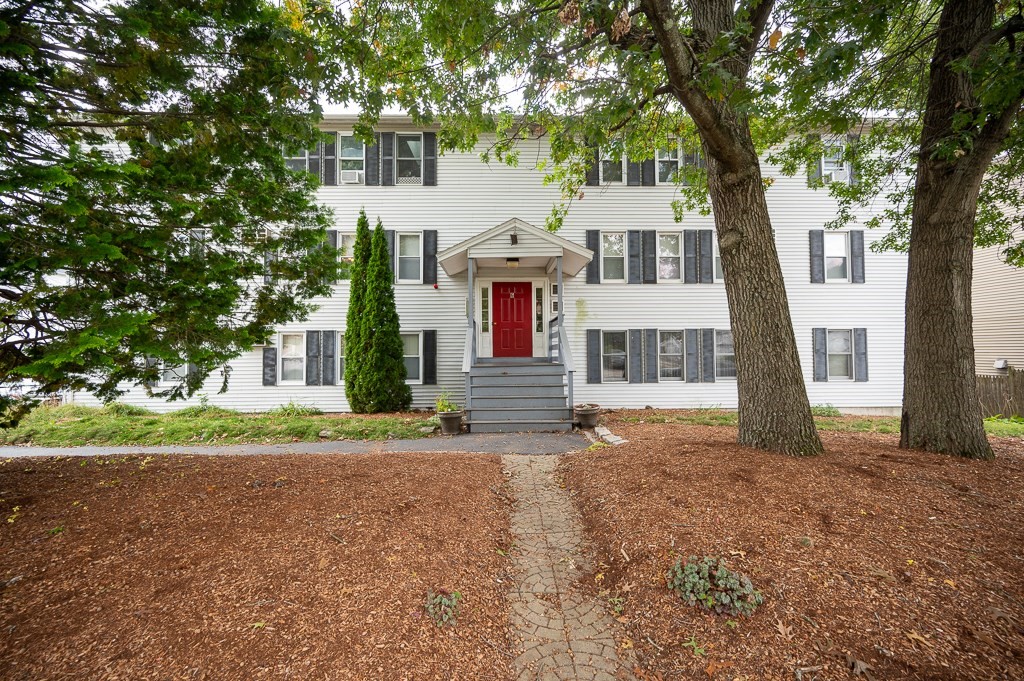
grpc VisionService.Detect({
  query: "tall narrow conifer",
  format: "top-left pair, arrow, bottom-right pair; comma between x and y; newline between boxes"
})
344,209 -> 373,411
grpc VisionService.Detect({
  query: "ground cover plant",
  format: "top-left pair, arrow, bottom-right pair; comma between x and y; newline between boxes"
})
559,412 -> 1024,680
0,404 -> 435,446
0,452 -> 513,679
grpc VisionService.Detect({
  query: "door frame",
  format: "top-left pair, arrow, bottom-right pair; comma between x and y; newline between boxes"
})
475,275 -> 550,359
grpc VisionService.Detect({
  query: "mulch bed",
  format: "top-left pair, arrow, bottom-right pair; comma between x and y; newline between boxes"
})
0,452 -> 514,680
560,411 -> 1024,681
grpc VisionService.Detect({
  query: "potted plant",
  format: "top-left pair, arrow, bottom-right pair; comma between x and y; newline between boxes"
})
435,390 -> 463,435
574,403 -> 600,429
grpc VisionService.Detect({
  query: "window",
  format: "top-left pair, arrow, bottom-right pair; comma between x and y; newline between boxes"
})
715,330 -> 736,379
658,233 -> 681,280
600,149 -> 624,183
535,286 -> 544,332
827,329 -> 853,379
338,334 -> 345,379
339,134 -> 365,184
397,233 -> 421,283
657,142 -> 679,183
822,144 -> 846,174
713,238 -> 724,282
659,331 -> 684,381
337,233 -> 356,279
481,286 -> 490,332
825,232 -> 849,281
402,333 -> 421,382
284,148 -> 310,173
161,363 -> 187,384
280,333 -> 305,383
396,133 -> 422,184
601,232 -> 626,282
551,284 -> 559,314
602,331 -> 627,382
285,145 -> 321,177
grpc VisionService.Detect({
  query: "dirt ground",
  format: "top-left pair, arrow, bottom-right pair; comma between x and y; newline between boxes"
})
0,452 -> 514,680
560,411 -> 1024,681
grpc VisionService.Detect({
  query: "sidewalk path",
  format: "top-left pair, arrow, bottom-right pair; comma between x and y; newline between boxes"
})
0,431 -> 589,458
503,454 -> 636,681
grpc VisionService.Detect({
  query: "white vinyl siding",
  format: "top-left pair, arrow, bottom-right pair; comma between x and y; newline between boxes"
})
601,232 -> 626,282
280,333 -> 305,384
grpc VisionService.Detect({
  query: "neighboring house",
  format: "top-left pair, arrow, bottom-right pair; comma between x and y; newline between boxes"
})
74,115 -> 909,429
973,244 -> 1024,376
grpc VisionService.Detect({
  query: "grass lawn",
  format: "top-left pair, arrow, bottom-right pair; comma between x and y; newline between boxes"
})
0,404 -> 436,447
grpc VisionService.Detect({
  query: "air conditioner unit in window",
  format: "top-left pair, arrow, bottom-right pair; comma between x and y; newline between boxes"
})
340,170 -> 364,184
822,169 -> 848,184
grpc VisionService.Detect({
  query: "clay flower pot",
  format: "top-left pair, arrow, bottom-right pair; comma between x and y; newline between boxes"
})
574,404 -> 600,429
437,410 -> 464,435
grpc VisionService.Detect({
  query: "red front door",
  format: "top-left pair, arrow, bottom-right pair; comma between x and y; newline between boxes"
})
492,282 -> 533,357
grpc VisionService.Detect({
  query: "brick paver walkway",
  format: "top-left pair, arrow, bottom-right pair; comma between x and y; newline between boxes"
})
503,455 -> 636,681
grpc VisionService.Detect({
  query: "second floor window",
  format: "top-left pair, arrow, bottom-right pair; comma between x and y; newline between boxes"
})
396,134 -> 422,184
657,144 -> 679,183
600,149 -> 624,183
825,232 -> 849,281
601,232 -> 626,282
398,233 -> 421,282
339,135 -> 365,184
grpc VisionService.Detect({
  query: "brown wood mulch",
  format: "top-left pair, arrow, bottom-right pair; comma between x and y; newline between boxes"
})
0,452 -> 515,680
560,411 -> 1024,681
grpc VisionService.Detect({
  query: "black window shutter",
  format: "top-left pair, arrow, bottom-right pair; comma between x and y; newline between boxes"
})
381,132 -> 395,186
850,230 -> 865,283
683,230 -> 698,284
684,329 -> 699,382
307,142 -> 321,180
423,132 -> 437,186
423,230 -> 438,285
701,328 -> 716,383
306,331 -> 322,386
586,329 -> 602,384
698,230 -> 714,283
847,133 -> 860,185
808,133 -> 822,184
262,347 -> 278,386
809,230 -> 825,283
644,328 -> 659,383
385,229 -> 396,278
323,133 -> 337,186
626,159 -> 641,186
627,230 -> 641,284
641,159 -> 656,186
586,147 -> 600,186
327,230 -> 338,284
585,230 -> 600,283
812,328 -> 828,382
365,133 -> 381,186
641,230 -> 657,284
264,250 -> 276,284
322,331 -> 336,385
628,329 -> 643,384
423,330 -> 437,385
854,328 -> 868,382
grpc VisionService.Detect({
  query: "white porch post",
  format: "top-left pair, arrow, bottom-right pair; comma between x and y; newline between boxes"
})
556,255 -> 563,326
467,257 -> 477,364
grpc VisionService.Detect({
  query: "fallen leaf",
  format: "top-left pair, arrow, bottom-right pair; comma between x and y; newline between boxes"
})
846,655 -> 875,680
776,619 -> 794,641
729,550 -> 746,559
705,660 -> 734,677
619,637 -> 634,650
906,631 -> 933,648
943,578 -> 956,588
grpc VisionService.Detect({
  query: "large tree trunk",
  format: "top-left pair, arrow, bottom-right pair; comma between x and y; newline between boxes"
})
644,0 -> 823,455
899,0 -> 1007,459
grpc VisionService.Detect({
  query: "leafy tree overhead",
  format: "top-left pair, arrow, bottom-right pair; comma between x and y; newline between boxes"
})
309,0 -> 824,455
0,0 -> 340,419
344,208 -> 373,411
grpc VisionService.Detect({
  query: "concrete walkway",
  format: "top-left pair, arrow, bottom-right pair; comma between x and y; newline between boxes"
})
503,455 -> 636,681
0,431 -> 589,458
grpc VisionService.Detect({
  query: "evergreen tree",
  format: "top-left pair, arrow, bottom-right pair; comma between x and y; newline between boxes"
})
343,209 -> 373,411
355,220 -> 411,413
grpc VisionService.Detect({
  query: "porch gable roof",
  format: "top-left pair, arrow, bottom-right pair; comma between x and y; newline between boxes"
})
437,218 -> 593,277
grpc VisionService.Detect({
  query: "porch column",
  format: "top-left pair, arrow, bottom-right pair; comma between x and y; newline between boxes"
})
467,257 -> 477,364
556,255 -> 563,326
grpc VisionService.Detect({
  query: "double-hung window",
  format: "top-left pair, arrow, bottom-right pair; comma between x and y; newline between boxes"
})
658,233 -> 681,280
339,134 -> 365,184
715,330 -> 736,379
822,144 -> 848,182
402,333 -> 421,382
338,334 -> 346,379
825,232 -> 849,282
601,232 -> 626,282
161,363 -> 187,385
600,149 -> 624,183
602,331 -> 628,382
337,233 -> 356,279
397,233 -> 422,283
396,134 -> 423,184
280,333 -> 305,383
827,329 -> 853,379
713,238 -> 725,282
657,142 -> 679,183
659,331 -> 684,380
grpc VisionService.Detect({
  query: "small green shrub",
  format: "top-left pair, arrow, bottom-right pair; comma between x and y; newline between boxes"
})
666,556 -> 763,617
424,589 -> 462,626
810,404 -> 842,417
268,401 -> 323,417
103,402 -> 150,417
434,390 -> 459,413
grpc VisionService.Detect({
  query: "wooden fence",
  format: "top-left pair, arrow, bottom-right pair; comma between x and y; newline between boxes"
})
977,367 -> 1024,418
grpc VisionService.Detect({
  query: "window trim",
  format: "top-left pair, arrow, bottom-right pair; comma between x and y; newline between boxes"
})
657,231 -> 683,283
599,148 -> 626,184
824,231 -> 851,283
338,132 -> 367,185
601,330 -> 629,383
395,132 -> 424,185
656,140 -> 680,185
279,332 -> 306,385
714,329 -> 737,381
658,330 -> 685,382
821,142 -> 851,184
712,237 -> 725,283
826,328 -> 854,381
396,231 -> 423,284
600,231 -> 627,283
401,331 -> 423,384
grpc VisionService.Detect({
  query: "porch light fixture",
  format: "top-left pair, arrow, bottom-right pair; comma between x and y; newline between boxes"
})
506,257 -> 520,269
